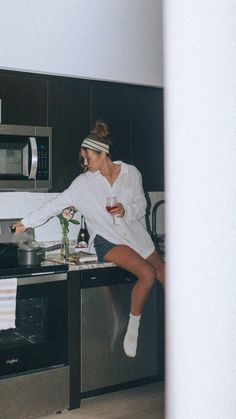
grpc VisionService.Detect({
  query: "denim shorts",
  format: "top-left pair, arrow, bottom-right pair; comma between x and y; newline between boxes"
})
94,234 -> 116,262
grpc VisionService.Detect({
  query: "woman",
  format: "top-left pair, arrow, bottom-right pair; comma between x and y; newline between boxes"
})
12,119 -> 165,358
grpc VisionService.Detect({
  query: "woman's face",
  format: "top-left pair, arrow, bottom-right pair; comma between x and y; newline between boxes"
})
80,148 -> 106,172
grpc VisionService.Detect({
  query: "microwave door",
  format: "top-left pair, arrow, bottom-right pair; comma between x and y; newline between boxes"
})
0,140 -> 28,178
28,137 -> 38,179
22,142 -> 29,176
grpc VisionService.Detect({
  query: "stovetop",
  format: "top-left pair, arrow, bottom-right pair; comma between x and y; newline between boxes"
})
0,243 -> 68,279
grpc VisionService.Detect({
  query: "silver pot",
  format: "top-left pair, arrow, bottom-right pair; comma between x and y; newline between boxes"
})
17,242 -> 61,266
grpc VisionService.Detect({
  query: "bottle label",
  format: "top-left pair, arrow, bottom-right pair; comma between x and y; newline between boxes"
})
77,241 -> 88,248
77,216 -> 89,248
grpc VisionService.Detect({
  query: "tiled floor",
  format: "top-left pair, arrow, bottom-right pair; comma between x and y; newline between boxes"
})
43,382 -> 164,419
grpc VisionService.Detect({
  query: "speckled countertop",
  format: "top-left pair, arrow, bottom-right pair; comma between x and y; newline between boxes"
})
43,257 -> 115,271
40,240 -> 115,271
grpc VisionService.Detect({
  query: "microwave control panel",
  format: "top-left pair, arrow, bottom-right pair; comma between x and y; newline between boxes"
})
37,138 -> 49,180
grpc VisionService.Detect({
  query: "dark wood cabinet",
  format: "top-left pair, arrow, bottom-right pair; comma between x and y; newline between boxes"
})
68,270 -> 81,409
91,82 -> 164,191
48,79 -> 91,192
0,73 -> 47,126
131,87 -> 164,191
91,83 -> 131,163
0,69 -> 164,192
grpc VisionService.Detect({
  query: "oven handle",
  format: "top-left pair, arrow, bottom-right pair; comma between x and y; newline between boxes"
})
17,272 -> 67,286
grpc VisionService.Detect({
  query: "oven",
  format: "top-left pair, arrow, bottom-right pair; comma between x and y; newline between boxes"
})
0,239 -> 70,418
0,271 -> 68,377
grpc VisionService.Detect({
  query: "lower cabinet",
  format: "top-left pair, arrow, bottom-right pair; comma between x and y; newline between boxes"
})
68,267 -> 164,408
68,270 -> 81,409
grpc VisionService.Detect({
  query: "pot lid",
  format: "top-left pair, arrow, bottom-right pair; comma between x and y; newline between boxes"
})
18,241 -> 42,251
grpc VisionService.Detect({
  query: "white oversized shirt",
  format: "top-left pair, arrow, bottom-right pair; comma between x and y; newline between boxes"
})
22,161 -> 155,259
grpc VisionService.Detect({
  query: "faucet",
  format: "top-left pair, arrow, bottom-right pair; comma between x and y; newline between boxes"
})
151,200 -> 165,257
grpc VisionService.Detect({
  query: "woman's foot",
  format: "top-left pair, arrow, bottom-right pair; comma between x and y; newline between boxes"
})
123,313 -> 141,358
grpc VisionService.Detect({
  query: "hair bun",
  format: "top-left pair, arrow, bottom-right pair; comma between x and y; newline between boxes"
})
92,119 -> 110,139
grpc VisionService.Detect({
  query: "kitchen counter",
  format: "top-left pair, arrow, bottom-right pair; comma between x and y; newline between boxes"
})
41,240 -> 115,271
43,256 -> 115,271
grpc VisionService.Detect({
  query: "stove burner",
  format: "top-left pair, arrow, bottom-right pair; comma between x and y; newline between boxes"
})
0,242 -> 68,278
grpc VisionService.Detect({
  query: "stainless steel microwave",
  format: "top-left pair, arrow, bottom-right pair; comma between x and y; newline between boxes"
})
0,124 -> 52,191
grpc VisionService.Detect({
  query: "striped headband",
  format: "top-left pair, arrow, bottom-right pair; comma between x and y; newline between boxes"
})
81,137 -> 110,154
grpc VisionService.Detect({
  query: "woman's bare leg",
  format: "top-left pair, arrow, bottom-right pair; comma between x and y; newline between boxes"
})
104,245 -> 157,357
146,250 -> 165,288
104,245 -> 156,315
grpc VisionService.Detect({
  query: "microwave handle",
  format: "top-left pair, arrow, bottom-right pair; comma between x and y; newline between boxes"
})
28,137 -> 38,179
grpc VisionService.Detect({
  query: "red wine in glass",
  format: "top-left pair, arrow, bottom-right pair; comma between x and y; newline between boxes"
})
105,204 -> 119,213
106,196 -> 118,224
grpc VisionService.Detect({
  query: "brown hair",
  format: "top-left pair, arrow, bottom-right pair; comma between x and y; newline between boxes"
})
89,119 -> 112,147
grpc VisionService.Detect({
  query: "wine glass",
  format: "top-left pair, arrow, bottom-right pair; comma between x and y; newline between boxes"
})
105,196 -> 118,225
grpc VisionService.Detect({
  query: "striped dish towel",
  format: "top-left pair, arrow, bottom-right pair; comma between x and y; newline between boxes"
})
0,278 -> 17,331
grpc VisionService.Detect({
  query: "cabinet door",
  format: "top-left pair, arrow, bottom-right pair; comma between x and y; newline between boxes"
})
131,87 -> 164,191
91,83 -> 131,163
48,79 -> 90,192
0,73 -> 47,126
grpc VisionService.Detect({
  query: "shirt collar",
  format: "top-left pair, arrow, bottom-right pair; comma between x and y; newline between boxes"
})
84,169 -> 100,179
85,161 -> 128,179
113,161 -> 128,175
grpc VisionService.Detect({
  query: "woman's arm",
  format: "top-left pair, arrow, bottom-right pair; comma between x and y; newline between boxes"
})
11,178 -> 81,233
21,190 -> 74,229
11,191 -> 74,234
11,222 -> 27,234
122,167 -> 147,222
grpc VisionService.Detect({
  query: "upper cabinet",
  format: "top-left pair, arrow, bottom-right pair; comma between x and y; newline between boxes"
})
91,82 -> 164,191
130,87 -> 164,191
0,70 -> 164,192
0,72 -> 47,126
91,83 -> 131,163
48,79 -> 91,192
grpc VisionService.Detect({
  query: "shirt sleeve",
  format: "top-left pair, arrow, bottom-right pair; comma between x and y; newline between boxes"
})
21,176 -> 82,229
122,166 -> 147,222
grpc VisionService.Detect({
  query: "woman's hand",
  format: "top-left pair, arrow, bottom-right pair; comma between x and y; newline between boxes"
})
10,222 -> 27,234
110,202 -> 125,218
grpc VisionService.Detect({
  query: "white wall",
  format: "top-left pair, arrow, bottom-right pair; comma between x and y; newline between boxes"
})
0,192 -> 80,242
164,1 -> 236,418
0,191 -> 164,242
0,1 -> 164,242
0,0 -> 163,87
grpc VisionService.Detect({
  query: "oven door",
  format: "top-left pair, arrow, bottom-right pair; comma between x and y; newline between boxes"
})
0,272 -> 68,378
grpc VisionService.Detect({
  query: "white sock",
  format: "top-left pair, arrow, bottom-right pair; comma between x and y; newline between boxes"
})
123,313 -> 141,358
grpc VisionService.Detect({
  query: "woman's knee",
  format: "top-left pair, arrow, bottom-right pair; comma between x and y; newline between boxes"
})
147,251 -> 165,284
137,264 -> 156,287
155,260 -> 165,284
